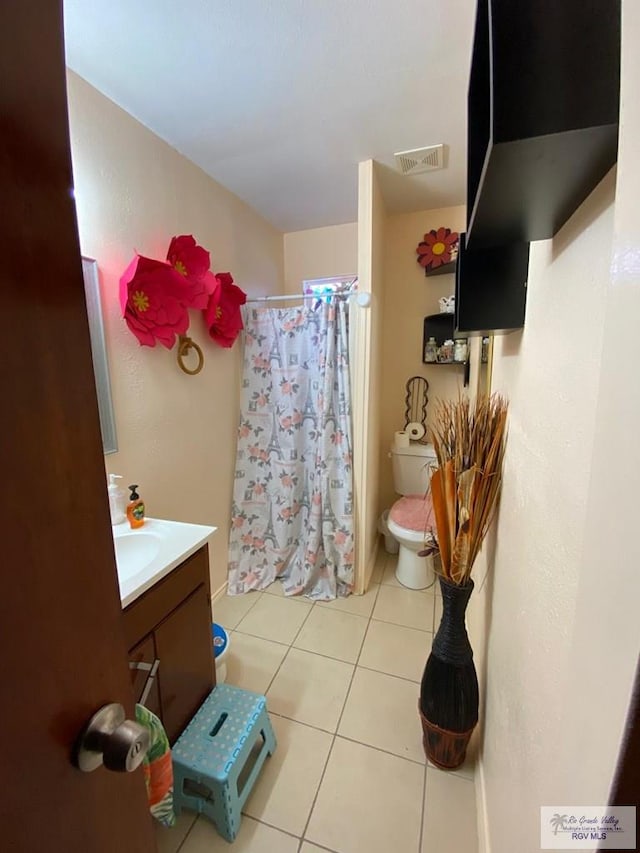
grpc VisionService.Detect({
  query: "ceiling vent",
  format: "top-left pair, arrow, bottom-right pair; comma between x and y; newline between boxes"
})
394,144 -> 445,175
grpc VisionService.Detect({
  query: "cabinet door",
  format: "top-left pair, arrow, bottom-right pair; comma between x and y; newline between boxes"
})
128,633 -> 161,719
154,584 -> 215,742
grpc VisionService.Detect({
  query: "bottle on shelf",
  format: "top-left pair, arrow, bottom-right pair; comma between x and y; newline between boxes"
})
454,339 -> 468,363
438,339 -> 454,363
424,336 -> 438,363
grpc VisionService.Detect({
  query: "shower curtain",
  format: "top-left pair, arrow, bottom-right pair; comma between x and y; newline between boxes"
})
228,299 -> 354,600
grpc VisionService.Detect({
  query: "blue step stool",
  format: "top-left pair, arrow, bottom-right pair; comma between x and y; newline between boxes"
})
172,684 -> 277,842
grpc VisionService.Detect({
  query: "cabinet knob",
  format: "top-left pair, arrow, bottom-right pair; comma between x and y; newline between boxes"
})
73,703 -> 150,773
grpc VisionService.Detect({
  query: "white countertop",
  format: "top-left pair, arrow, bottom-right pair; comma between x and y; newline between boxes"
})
113,517 -> 217,608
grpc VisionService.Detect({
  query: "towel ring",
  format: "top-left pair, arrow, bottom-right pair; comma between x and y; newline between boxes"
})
177,335 -> 204,375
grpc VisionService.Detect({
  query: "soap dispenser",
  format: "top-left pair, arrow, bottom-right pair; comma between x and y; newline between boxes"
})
127,484 -> 146,529
108,474 -> 127,525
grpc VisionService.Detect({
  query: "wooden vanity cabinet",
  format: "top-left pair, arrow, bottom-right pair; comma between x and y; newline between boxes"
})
122,545 -> 215,743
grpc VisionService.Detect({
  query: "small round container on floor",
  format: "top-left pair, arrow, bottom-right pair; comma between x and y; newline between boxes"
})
212,622 -> 230,683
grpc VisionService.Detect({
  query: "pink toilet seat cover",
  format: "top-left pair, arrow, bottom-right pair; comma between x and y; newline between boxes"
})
389,494 -> 436,533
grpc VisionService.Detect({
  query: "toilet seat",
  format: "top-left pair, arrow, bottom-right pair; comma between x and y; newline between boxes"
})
386,493 -> 437,590
389,493 -> 435,534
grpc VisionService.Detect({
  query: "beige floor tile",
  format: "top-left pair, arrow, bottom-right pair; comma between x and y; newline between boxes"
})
243,715 -> 332,837
226,631 -> 288,694
181,814 -> 299,853
373,584 -> 434,631
294,606 -> 368,663
213,591 -> 261,630
319,584 -> 379,618
155,810 -> 197,853
236,594 -> 313,644
338,667 -> 425,763
359,619 -> 432,682
422,767 -> 478,853
306,737 -> 423,853
267,648 -> 354,732
300,844 -> 331,853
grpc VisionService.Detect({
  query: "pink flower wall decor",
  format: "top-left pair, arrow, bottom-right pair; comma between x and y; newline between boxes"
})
119,234 -> 246,354
203,272 -> 247,348
166,235 -> 218,310
119,255 -> 190,349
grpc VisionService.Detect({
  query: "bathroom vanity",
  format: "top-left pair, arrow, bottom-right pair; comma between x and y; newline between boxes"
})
115,519 -> 217,743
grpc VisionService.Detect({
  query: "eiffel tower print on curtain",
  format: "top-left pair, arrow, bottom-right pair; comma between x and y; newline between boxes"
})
265,409 -> 284,461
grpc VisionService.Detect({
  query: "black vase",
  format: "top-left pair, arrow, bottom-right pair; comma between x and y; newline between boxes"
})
419,576 -> 479,769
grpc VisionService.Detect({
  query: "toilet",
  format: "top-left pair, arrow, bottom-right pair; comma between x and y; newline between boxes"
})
387,442 -> 438,590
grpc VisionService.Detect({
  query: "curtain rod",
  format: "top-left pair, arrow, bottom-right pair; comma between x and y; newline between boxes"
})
247,291 -> 356,304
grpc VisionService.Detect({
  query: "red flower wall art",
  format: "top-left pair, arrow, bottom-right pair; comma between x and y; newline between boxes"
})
166,235 -> 218,310
119,255 -> 191,349
416,227 -> 459,276
203,272 -> 247,348
119,235 -> 247,357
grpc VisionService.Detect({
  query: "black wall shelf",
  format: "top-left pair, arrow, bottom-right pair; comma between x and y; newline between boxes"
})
423,313 -> 456,348
467,0 -> 621,248
422,313 -> 470,386
455,233 -> 530,335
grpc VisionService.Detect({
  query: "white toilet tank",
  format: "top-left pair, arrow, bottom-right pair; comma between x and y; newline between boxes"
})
391,442 -> 437,495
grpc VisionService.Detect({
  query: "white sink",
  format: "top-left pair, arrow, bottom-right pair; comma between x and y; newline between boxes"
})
114,532 -> 161,581
113,518 -> 216,607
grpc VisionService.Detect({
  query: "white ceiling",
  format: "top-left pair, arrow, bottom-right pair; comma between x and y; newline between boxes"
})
63,0 -> 475,233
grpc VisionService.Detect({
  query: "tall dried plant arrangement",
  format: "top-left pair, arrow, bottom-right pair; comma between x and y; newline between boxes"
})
428,394 -> 508,586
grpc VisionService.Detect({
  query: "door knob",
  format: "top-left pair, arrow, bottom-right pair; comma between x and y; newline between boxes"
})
74,703 -> 150,773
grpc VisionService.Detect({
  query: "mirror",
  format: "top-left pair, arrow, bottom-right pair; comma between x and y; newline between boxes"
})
82,256 -> 118,454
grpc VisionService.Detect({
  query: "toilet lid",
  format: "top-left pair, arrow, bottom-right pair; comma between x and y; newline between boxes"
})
389,494 -> 436,533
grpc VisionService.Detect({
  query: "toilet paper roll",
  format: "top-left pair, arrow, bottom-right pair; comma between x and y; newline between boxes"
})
394,430 -> 410,449
406,421 -> 426,441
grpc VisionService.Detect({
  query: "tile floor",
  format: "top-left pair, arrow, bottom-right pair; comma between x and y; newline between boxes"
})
156,551 -> 479,853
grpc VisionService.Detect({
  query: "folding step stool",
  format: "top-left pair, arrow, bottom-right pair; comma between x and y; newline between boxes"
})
172,683 -> 277,842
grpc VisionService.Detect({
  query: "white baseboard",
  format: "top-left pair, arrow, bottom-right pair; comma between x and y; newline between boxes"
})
475,755 -> 491,853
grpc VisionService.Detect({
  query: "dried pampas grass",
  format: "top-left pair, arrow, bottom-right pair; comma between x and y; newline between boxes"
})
428,394 -> 508,585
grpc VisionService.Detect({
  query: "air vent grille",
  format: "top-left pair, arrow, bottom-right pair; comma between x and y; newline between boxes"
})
395,144 -> 445,175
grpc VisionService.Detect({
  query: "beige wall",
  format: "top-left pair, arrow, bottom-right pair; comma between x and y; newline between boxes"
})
475,5 -> 640,848
283,223 -> 358,294
67,72 -> 283,595
378,206 -> 466,512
